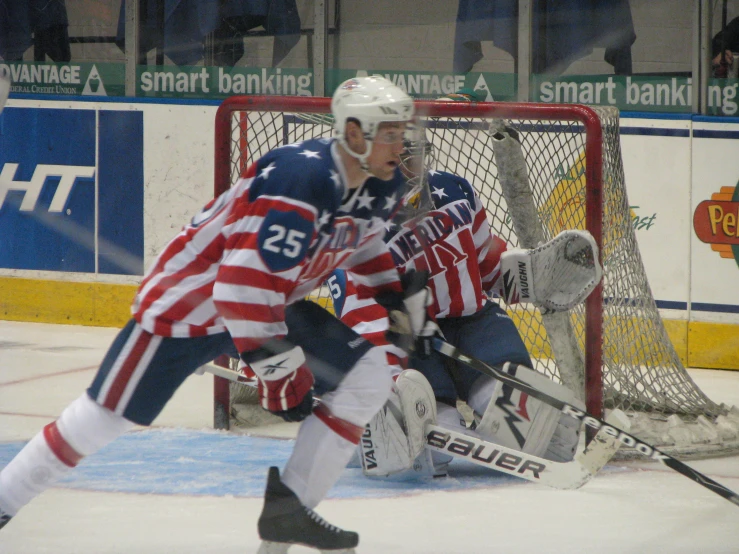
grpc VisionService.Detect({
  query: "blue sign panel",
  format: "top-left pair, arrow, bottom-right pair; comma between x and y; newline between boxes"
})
0,107 -> 144,275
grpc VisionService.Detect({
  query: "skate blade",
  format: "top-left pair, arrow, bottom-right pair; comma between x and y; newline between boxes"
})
258,541 -> 356,554
258,541 -> 289,554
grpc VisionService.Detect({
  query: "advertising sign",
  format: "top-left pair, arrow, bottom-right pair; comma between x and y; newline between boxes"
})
694,183 -> 739,268
1,63 -> 125,97
532,75 -> 738,115
0,108 -> 144,275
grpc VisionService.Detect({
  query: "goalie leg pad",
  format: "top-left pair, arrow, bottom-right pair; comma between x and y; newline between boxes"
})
545,412 -> 582,463
357,369 -> 436,477
470,363 -> 585,460
395,369 -> 437,459
357,384 -> 413,476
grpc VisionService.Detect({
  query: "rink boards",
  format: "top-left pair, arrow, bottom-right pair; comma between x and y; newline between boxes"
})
0,98 -> 737,369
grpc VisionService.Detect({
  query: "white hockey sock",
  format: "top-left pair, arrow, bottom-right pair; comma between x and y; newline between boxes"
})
0,430 -> 71,516
0,393 -> 134,515
281,347 -> 392,509
282,413 -> 358,510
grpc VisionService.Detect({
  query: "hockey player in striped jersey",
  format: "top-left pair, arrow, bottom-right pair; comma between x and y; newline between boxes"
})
332,128 -> 593,479
0,76 -> 438,552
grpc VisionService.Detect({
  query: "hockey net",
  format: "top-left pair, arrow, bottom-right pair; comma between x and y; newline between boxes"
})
212,96 -> 739,458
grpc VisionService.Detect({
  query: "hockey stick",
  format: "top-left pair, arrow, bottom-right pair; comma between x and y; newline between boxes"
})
0,72 -> 10,114
198,361 -> 623,490
433,337 -> 739,508
198,360 -> 256,385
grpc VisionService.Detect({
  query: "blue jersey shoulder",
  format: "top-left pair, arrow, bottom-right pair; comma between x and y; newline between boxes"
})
339,170 -> 407,223
248,138 -> 344,215
249,139 -> 345,273
427,170 -> 478,210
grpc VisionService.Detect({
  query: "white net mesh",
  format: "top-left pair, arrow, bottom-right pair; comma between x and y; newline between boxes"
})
213,98 -> 739,457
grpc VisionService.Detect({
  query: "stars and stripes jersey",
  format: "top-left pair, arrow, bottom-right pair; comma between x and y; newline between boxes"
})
329,169 -> 508,369
387,169 -> 508,318
132,137 -> 405,354
326,270 -> 406,375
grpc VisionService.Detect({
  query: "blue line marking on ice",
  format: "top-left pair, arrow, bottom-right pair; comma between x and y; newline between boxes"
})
0,428 -> 522,499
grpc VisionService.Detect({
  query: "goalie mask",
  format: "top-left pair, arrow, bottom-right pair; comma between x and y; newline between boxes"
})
399,126 -> 435,219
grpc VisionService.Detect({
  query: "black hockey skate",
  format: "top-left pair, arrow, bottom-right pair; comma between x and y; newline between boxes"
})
257,466 -> 358,553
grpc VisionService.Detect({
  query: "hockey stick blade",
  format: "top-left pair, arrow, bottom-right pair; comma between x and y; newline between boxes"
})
199,362 -> 318,409
198,361 -> 256,385
433,337 -> 739,508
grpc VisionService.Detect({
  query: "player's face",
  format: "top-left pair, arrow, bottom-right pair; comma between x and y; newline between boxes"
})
366,122 -> 407,181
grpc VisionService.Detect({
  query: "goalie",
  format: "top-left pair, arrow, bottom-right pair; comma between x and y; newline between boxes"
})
329,126 -> 602,479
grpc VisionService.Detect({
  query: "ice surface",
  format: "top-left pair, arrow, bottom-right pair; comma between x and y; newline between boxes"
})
1,321 -> 738,553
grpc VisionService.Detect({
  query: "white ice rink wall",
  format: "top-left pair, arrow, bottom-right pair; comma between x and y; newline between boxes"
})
0,98 -> 737,369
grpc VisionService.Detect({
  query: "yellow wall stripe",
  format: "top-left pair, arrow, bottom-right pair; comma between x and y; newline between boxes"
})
0,277 -> 136,328
1,277 -> 737,371
688,321 -> 739,371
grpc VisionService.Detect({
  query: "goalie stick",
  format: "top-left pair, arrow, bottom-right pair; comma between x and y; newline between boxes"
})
425,416 -> 625,490
198,361 -> 623,490
433,337 -> 739,508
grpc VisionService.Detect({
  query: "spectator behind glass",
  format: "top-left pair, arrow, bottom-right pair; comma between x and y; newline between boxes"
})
712,16 -> 739,78
0,0 -> 70,62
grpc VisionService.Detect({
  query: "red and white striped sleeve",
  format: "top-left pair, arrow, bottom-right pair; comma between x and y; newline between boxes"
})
213,192 -> 318,354
341,230 -> 403,300
470,192 -> 508,295
339,272 -> 407,374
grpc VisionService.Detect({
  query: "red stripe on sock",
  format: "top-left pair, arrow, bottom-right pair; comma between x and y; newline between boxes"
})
103,331 -> 152,411
43,422 -> 83,468
313,404 -> 364,445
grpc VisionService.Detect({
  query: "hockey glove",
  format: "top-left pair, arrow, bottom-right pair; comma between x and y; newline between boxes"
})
376,270 -> 440,357
243,344 -> 315,422
497,229 -> 602,312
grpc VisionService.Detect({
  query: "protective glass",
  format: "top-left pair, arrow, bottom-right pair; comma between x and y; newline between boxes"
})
373,128 -> 406,144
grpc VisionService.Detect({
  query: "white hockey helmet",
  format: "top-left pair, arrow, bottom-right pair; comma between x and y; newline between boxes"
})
331,75 -> 414,165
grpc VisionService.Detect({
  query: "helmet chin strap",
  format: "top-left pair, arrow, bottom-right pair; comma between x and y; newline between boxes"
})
339,135 -> 373,171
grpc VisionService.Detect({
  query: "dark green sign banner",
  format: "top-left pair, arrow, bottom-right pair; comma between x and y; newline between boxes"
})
134,67 -> 516,101
3,61 -> 735,117
327,70 -> 516,101
532,75 -> 693,112
705,79 -> 739,116
0,62 -> 125,97
137,67 -> 314,98
532,74 -> 738,115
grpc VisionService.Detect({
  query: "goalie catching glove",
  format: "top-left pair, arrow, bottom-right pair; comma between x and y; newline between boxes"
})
242,343 -> 314,422
375,269 -> 440,357
498,229 -> 602,311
